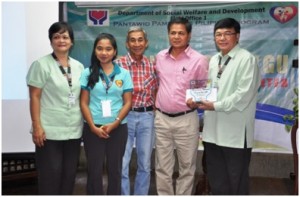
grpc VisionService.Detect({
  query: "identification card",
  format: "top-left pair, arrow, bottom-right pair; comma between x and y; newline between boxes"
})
68,93 -> 76,106
101,100 -> 112,117
186,88 -> 217,103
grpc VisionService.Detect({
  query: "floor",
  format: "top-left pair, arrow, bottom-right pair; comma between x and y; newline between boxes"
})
2,149 -> 296,195
2,169 -> 295,195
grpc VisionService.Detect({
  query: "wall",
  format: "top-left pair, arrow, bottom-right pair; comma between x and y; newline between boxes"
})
2,2 -> 59,153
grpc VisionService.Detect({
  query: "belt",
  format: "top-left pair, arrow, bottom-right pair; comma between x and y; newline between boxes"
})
156,108 -> 195,117
131,106 -> 154,112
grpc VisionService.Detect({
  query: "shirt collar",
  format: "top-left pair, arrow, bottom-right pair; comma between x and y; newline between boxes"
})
99,62 -> 121,77
219,44 -> 240,59
165,45 -> 192,58
126,53 -> 146,66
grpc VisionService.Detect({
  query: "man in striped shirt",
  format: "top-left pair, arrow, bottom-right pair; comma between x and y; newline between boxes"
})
115,26 -> 158,195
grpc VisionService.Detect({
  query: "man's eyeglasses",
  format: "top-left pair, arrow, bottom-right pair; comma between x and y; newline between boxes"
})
215,32 -> 236,39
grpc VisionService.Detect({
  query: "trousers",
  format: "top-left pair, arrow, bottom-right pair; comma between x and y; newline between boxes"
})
35,138 -> 81,195
83,123 -> 128,195
203,141 -> 252,195
121,111 -> 155,195
155,110 -> 199,195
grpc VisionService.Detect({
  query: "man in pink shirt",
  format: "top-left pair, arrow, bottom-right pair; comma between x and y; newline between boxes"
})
154,17 -> 209,195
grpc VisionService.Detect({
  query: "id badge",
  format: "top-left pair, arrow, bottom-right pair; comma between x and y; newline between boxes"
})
68,93 -> 76,106
213,78 -> 219,89
101,100 -> 112,117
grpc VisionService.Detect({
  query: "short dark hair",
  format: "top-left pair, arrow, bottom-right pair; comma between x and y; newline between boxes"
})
48,21 -> 74,43
214,18 -> 240,34
167,17 -> 192,34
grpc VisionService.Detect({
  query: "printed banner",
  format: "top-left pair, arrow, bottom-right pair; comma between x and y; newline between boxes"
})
65,2 -> 298,152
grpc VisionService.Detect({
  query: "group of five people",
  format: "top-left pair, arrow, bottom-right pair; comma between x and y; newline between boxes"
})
26,16 -> 260,195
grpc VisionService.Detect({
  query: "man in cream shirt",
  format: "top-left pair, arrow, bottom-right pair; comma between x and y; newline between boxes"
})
187,18 -> 260,195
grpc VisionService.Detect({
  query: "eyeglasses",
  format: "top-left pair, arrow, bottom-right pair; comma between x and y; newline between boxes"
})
214,32 -> 236,39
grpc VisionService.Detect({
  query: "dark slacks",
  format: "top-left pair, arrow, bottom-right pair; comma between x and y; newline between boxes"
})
35,138 -> 81,195
83,122 -> 128,195
203,141 -> 252,195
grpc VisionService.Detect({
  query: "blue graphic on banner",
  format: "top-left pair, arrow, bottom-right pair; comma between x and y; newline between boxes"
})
256,103 -> 294,125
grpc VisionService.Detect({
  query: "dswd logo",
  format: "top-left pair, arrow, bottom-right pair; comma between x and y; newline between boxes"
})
87,9 -> 109,26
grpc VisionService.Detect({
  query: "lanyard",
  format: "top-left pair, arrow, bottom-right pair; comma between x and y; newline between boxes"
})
51,53 -> 72,91
217,56 -> 231,79
99,73 -> 115,94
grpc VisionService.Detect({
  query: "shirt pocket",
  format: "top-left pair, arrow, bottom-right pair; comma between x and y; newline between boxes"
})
177,69 -> 196,89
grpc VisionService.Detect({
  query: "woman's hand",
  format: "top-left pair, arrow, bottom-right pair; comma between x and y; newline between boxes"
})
102,120 -> 120,135
29,85 -> 46,147
90,125 -> 110,139
32,126 -> 46,147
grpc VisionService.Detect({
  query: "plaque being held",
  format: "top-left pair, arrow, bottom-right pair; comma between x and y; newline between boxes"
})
186,79 -> 217,103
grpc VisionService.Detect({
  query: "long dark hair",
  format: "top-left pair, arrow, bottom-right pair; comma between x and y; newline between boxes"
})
87,33 -> 118,89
